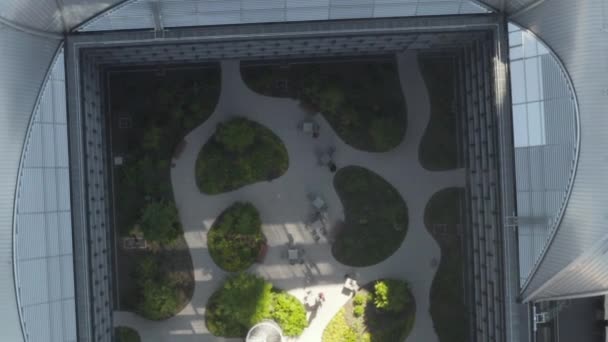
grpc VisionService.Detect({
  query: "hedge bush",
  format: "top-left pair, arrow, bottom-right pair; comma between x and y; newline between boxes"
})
196,118 -> 288,194
271,293 -> 308,336
134,256 -> 185,320
208,202 -> 265,272
206,273 -> 307,337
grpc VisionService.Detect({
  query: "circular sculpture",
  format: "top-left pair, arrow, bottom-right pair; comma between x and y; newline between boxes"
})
246,321 -> 284,342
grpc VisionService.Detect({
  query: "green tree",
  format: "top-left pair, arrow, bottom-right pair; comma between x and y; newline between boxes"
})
216,118 -> 256,152
138,280 -> 180,320
373,279 -> 410,313
216,274 -> 272,327
139,201 -> 181,243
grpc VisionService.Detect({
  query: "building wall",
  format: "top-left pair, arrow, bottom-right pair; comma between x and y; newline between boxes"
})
513,0 -> 608,302
66,47 -> 114,342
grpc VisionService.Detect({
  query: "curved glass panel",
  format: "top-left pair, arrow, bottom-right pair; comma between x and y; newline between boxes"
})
77,0 -> 491,32
13,48 -> 77,342
508,23 -> 579,287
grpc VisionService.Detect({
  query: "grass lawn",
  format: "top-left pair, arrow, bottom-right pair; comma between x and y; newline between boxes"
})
109,65 -> 220,317
332,166 -> 408,267
115,327 -> 140,342
322,280 -> 415,342
418,57 -> 459,170
424,187 -> 467,342
206,273 -> 307,338
208,202 -> 266,272
196,117 -> 289,194
241,57 -> 407,152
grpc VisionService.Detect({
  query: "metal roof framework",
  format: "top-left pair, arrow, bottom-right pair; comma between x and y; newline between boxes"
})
13,48 -> 78,342
507,22 -> 579,288
0,22 -> 62,342
74,0 -> 492,32
512,0 -> 608,303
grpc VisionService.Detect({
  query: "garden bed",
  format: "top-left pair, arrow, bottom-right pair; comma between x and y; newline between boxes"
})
332,166 -> 408,266
196,117 -> 289,194
115,327 -> 140,342
425,187 -> 467,342
418,57 -> 460,170
206,273 -> 308,338
117,236 -> 194,321
208,202 -> 266,272
109,65 -> 220,318
241,58 -> 407,152
323,279 -> 415,342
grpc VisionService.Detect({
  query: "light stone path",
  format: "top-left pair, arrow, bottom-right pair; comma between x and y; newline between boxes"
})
114,51 -> 465,342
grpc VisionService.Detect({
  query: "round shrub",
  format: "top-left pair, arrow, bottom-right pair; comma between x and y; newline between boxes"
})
206,273 -> 273,337
139,200 -> 181,244
373,279 -> 410,314
196,117 -> 289,194
137,281 -> 180,320
271,293 -> 308,336
353,293 -> 369,306
353,305 -> 365,318
208,202 -> 265,272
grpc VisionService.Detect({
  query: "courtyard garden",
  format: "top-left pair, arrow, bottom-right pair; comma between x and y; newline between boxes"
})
196,117 -> 289,194
208,202 -> 266,272
332,166 -> 409,266
115,327 -> 140,342
425,187 -> 467,342
419,57 -> 460,170
323,279 -> 415,342
241,58 -> 407,152
109,65 -> 221,318
206,273 -> 308,338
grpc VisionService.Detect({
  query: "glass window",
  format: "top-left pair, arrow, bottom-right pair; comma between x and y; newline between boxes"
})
509,31 -> 522,47
513,104 -> 528,147
510,60 -> 526,104
523,32 -> 538,58
524,57 -> 541,102
510,45 -> 523,60
527,102 -> 546,146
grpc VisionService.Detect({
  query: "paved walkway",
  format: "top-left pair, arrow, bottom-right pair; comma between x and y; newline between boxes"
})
114,51 -> 465,342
